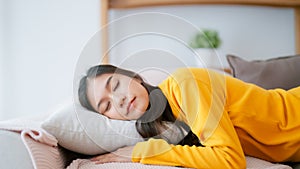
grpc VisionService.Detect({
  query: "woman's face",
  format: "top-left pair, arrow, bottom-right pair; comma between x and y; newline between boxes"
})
86,73 -> 149,120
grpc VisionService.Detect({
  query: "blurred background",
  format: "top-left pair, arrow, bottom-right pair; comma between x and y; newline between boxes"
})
0,0 -> 101,120
0,0 -> 296,120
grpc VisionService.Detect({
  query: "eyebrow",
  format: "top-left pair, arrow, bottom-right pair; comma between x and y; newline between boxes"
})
96,75 -> 113,110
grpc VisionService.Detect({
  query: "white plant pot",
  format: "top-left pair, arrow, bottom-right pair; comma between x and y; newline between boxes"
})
193,48 -> 221,68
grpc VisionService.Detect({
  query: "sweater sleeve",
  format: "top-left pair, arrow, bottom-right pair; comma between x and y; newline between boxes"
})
132,68 -> 246,169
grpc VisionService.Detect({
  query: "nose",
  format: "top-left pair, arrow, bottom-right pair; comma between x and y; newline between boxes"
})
112,94 -> 126,108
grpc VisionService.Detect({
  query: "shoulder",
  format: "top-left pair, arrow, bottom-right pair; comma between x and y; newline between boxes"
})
159,67 -> 229,94
170,67 -> 219,84
158,67 -> 211,91
159,67 -> 227,86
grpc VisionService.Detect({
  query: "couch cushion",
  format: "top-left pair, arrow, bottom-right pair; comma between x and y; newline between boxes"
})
226,54 -> 300,90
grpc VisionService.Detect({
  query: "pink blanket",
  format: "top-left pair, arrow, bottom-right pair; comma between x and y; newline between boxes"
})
67,160 -> 193,169
0,119 -> 293,169
67,157 -> 292,169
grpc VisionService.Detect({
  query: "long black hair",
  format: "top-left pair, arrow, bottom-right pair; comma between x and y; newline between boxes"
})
78,64 -> 202,146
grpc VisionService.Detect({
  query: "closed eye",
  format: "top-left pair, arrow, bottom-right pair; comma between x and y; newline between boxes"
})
105,101 -> 111,113
113,81 -> 119,91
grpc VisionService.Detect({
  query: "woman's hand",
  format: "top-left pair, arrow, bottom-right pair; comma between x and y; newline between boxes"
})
90,146 -> 134,164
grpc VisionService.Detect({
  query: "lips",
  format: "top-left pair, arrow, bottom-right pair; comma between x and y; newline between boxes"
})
126,97 -> 136,115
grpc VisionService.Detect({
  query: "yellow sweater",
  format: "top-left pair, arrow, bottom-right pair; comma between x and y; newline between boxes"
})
132,68 -> 300,169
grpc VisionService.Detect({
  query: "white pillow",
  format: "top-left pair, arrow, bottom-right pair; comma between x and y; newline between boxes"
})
42,100 -> 144,155
42,99 -> 186,155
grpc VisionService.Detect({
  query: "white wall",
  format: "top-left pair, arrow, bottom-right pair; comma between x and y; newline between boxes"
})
0,0 -> 100,120
0,0 -> 4,119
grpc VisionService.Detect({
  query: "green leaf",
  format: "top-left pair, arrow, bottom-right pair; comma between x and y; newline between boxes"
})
189,29 -> 221,49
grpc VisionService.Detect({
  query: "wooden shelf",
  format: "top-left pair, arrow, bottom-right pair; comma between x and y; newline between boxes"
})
108,0 -> 300,9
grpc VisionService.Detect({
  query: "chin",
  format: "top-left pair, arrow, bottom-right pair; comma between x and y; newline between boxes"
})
131,112 -> 144,120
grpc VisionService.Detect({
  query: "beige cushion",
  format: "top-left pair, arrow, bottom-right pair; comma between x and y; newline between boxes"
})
226,54 -> 300,89
41,100 -> 144,155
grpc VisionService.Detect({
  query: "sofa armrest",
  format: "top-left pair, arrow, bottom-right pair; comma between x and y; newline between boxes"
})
0,130 -> 34,169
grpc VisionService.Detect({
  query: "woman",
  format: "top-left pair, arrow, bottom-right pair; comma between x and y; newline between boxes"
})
78,64 -> 300,169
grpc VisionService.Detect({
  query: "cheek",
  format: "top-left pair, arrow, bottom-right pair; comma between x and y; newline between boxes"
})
129,82 -> 149,106
137,85 -> 149,107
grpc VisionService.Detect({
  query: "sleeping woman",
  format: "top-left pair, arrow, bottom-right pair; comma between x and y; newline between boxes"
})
78,64 -> 300,169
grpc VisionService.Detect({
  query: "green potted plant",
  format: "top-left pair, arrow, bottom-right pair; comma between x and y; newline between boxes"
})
189,29 -> 222,68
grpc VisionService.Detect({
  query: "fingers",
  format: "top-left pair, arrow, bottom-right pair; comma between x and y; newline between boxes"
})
90,153 -> 113,164
90,146 -> 134,164
90,152 -> 131,164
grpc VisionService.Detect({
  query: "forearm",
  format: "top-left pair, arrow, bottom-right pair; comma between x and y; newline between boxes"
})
132,139 -> 246,169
